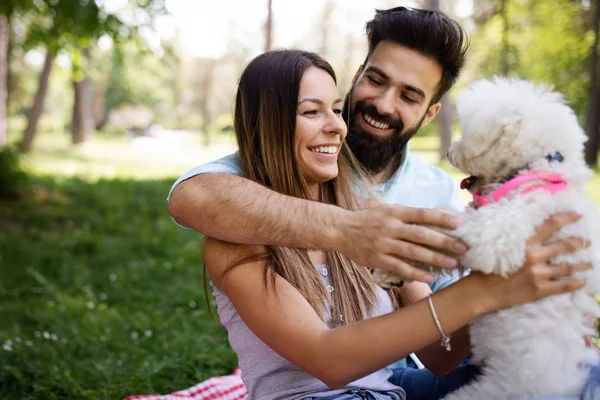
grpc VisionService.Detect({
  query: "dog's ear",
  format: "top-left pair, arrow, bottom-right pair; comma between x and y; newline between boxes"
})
456,78 -> 524,161
460,114 -> 523,160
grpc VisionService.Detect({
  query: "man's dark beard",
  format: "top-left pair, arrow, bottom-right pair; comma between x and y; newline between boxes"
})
343,99 -> 422,176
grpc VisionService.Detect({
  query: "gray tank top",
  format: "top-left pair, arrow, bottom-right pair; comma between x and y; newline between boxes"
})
212,263 -> 407,400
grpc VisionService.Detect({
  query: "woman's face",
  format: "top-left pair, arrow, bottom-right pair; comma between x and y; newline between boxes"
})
295,66 -> 347,195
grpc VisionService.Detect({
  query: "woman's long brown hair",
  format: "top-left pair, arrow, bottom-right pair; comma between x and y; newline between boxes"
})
216,50 -> 380,325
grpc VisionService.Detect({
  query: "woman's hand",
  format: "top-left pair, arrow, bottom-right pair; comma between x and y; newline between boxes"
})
467,211 -> 590,313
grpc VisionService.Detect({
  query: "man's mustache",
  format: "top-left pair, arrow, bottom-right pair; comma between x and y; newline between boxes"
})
353,101 -> 403,131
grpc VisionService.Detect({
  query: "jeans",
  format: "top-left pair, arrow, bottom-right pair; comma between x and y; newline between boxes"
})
388,363 -> 479,400
302,364 -> 477,400
303,389 -> 402,399
303,363 -> 577,400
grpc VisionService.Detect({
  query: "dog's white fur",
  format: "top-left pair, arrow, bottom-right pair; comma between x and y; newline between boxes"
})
437,77 -> 600,400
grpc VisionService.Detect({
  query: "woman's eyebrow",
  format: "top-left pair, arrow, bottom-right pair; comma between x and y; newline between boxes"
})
298,98 -> 343,105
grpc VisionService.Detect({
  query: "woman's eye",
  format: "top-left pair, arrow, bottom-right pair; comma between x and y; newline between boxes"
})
333,108 -> 343,115
303,110 -> 318,115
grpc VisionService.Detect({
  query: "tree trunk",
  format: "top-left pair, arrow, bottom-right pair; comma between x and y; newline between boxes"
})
21,48 -> 55,153
199,59 -> 215,146
500,0 -> 510,75
585,0 -> 600,167
71,77 -> 93,145
92,77 -> 107,129
438,95 -> 452,159
265,0 -> 273,51
319,1 -> 334,55
0,14 -> 8,149
422,0 -> 453,160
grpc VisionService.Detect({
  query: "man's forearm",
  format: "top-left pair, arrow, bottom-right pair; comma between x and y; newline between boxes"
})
168,173 -> 350,250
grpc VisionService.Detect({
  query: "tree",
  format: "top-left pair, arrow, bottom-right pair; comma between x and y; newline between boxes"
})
0,14 -> 8,148
422,0 -> 453,159
585,0 -> 600,166
71,49 -> 93,145
198,58 -> 215,146
17,0 -> 165,150
0,0 -> 34,148
21,48 -> 54,152
265,0 -> 273,51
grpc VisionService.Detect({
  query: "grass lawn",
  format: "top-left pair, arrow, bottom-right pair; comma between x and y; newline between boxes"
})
1,131 -> 599,399
0,131 -> 238,399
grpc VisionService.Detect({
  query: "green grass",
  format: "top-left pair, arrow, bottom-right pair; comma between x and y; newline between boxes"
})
0,132 -> 239,399
1,132 -> 599,399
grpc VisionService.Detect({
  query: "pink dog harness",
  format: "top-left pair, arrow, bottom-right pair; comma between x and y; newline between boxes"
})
470,172 -> 568,208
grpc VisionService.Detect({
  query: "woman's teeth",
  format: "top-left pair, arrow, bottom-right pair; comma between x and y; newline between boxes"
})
364,113 -> 390,129
310,146 -> 337,154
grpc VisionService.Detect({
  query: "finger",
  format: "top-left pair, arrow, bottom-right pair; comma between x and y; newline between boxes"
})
394,206 -> 462,230
378,254 -> 435,284
398,223 -> 468,255
537,277 -> 586,297
386,240 -> 459,270
527,212 -> 582,246
535,262 -> 592,281
527,237 -> 589,264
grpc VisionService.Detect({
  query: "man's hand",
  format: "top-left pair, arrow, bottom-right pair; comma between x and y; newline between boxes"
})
337,204 -> 467,283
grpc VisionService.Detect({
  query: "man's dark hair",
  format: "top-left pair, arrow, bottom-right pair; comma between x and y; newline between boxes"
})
365,6 -> 470,103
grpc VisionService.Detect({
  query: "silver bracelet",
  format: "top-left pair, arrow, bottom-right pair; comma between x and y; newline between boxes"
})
427,295 -> 452,351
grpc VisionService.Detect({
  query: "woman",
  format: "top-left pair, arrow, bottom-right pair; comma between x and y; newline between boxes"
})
204,49 -> 590,400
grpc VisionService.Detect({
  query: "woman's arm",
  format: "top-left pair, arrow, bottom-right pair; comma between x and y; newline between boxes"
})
204,215 -> 589,389
395,282 -> 471,376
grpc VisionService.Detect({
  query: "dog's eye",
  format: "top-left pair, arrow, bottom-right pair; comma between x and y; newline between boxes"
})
545,152 -> 564,163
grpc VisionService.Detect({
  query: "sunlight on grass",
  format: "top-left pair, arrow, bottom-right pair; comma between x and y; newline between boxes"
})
18,130 -> 237,181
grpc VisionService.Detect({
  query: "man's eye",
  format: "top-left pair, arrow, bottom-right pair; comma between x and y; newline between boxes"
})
368,76 -> 383,86
402,95 -> 417,104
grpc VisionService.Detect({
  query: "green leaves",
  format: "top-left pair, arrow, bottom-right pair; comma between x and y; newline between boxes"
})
468,0 -> 594,117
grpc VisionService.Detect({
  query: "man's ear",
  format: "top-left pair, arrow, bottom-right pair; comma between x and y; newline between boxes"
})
351,65 -> 364,86
421,102 -> 441,127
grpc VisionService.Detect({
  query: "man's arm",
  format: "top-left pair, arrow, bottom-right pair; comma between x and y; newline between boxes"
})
169,173 -> 347,252
169,173 -> 467,283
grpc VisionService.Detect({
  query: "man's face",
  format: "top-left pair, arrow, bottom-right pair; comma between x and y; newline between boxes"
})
344,41 -> 443,175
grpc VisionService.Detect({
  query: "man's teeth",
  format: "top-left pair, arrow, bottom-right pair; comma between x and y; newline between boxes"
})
364,113 -> 390,129
310,146 -> 337,154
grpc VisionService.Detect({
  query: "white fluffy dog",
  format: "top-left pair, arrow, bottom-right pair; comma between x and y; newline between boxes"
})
438,77 -> 600,400
373,77 -> 600,399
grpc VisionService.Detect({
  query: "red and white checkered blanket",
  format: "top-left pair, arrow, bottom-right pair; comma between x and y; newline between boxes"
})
124,368 -> 248,400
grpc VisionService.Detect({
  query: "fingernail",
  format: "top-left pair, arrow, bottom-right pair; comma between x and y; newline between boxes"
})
445,257 -> 458,268
569,211 -> 582,219
423,273 -> 434,283
455,242 -> 468,253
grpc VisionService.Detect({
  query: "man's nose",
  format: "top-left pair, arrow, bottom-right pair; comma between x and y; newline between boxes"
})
373,88 -> 396,116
